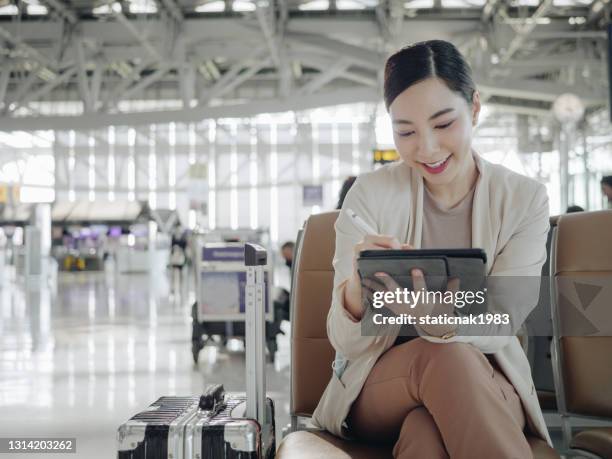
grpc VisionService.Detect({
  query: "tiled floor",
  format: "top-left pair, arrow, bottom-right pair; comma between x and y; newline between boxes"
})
0,261 -> 578,458
0,262 -> 290,458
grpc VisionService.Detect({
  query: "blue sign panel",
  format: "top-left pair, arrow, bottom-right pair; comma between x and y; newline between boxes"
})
202,246 -> 245,262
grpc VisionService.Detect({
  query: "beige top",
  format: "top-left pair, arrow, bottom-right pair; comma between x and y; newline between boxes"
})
395,184 -> 475,344
421,184 -> 475,249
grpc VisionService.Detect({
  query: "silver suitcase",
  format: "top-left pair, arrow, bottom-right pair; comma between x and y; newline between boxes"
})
117,243 -> 275,458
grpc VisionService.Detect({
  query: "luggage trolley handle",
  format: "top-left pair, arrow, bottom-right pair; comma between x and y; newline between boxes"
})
244,243 -> 267,427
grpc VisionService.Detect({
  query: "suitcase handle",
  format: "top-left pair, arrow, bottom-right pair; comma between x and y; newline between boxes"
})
245,243 -> 267,266
199,384 -> 225,413
244,244 -> 267,425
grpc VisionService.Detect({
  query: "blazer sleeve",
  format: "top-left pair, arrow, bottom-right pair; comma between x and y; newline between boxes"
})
326,177 -> 400,360
420,182 -> 550,353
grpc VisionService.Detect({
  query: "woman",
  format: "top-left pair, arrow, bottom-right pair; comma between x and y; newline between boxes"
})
312,40 -> 551,458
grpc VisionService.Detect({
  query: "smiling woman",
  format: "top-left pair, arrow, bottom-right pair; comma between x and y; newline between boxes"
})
385,42 -> 481,208
312,40 -> 553,459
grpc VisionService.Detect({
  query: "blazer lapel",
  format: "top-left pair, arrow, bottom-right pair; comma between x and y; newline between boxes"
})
472,155 -> 496,273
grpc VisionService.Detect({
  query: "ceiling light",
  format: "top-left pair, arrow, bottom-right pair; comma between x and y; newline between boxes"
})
38,67 -> 57,81
195,1 -> 225,12
205,60 -> 221,80
27,3 -> 48,14
292,61 -> 302,79
298,0 -> 329,11
129,0 -> 157,13
0,4 -> 18,14
198,64 -> 213,81
233,1 -> 255,11
404,0 -> 434,8
336,0 -> 367,9
93,3 -> 112,14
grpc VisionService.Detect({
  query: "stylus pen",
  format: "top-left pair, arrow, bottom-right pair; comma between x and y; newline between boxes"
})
345,208 -> 377,235
346,208 -> 417,273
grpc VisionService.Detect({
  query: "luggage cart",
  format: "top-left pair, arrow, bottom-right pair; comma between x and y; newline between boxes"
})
191,239 -> 280,364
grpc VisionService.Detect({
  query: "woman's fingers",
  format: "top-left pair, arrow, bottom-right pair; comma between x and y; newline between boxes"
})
411,269 -> 428,292
373,272 -> 400,291
362,277 -> 386,293
447,277 -> 461,292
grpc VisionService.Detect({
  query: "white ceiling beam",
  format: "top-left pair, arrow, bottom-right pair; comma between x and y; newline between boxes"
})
11,67 -> 77,112
0,26 -> 56,70
102,60 -> 158,109
0,65 -> 10,109
90,63 -> 104,112
0,87 -> 379,131
476,76 -> 605,105
8,69 -> 41,110
376,0 -> 405,48
179,63 -> 196,108
298,53 -> 378,87
255,3 -> 280,67
284,31 -> 383,72
499,53 -> 600,68
278,47 -> 292,98
158,0 -> 183,22
117,65 -> 172,102
297,58 -> 352,95
487,102 -> 552,118
530,30 -> 607,40
500,0 -> 554,64
112,10 -> 162,62
587,0 -> 607,24
205,58 -> 273,103
75,41 -> 93,112
481,0 -> 501,22
338,70 -> 378,87
199,47 -> 268,102
41,0 -> 78,24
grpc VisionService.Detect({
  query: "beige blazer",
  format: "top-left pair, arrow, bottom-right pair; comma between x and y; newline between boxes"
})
311,154 -> 553,446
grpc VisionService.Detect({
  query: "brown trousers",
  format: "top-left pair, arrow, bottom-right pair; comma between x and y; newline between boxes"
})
347,338 -> 531,459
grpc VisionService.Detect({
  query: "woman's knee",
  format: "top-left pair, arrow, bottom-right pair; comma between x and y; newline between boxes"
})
414,340 -> 491,380
393,407 -> 448,459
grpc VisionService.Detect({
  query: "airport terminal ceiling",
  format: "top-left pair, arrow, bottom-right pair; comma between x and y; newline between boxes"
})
0,0 -> 611,240
0,0 -> 609,127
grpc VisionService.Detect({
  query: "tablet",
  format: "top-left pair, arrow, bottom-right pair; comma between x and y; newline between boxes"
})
357,248 -> 487,314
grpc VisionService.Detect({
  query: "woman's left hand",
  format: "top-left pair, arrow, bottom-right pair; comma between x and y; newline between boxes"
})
363,268 -> 460,337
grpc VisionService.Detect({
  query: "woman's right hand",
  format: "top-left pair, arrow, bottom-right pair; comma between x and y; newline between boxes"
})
343,235 -> 412,321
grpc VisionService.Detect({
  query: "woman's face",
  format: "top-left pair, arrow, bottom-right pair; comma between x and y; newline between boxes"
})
389,77 -> 480,187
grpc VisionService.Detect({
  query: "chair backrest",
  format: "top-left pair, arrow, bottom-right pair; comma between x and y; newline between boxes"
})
551,210 -> 612,418
290,211 -> 339,417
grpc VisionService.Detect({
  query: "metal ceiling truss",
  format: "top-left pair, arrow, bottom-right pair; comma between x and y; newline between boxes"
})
0,0 -> 608,131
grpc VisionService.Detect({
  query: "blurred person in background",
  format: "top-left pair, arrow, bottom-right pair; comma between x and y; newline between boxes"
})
601,176 -> 612,209
169,244 -> 186,296
337,176 -> 357,210
274,241 -> 296,324
281,241 -> 295,269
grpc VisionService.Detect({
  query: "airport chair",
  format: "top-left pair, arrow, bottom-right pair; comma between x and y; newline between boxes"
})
550,210 -> 612,458
276,211 -> 559,459
529,215 -> 561,412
